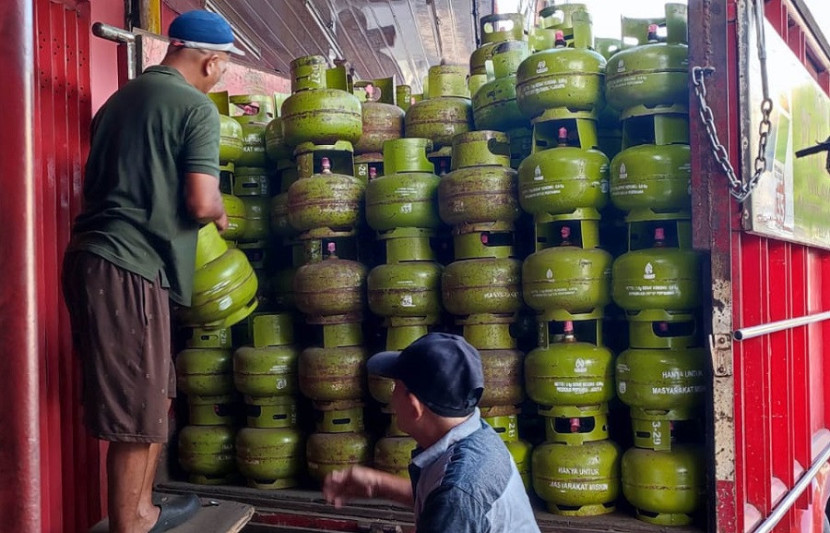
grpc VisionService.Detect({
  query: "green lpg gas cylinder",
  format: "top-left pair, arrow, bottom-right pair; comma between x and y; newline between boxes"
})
468,43 -> 497,98
221,193 -> 247,241
441,258 -> 523,317
233,314 -> 297,399
264,116 -> 292,163
178,425 -> 237,485
621,444 -> 705,525
245,395 -> 298,429
188,393 -> 239,426
439,131 -> 520,227
367,262 -> 442,319
610,144 -> 690,214
516,29 -> 606,122
233,168 -> 270,243
298,345 -> 367,403
354,82 -> 404,155
525,322 -> 614,407
485,414 -> 532,491
219,115 -> 244,164
176,345 -> 233,397
286,157 -> 365,234
233,344 -> 299,398
368,373 -> 395,405
473,41 -> 530,132
180,223 -> 258,328
605,7 -> 689,118
230,94 -> 273,167
281,56 -> 362,147
375,435 -> 418,478
616,347 -> 706,411
306,430 -> 372,482
235,427 -> 304,489
269,191 -> 293,238
405,65 -> 472,149
532,439 -> 620,515
366,138 -> 441,231
518,128 -> 609,217
612,227 -> 701,315
480,349 -> 525,407
522,229 -> 612,319
293,244 -> 366,317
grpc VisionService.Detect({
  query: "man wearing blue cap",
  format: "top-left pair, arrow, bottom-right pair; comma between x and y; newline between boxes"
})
323,333 -> 541,532
62,10 -> 244,533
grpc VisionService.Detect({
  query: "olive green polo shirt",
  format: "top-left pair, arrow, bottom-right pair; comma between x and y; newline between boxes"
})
68,65 -> 220,306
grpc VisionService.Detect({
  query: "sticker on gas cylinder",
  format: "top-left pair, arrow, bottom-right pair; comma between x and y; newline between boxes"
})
619,163 -> 628,179
553,380 -> 606,394
535,60 -> 549,74
618,381 -> 627,394
522,183 -> 564,199
269,364 -> 290,374
600,179 -> 609,193
643,262 -> 655,280
651,385 -> 707,395
534,166 -> 543,181
483,289 -> 520,300
574,358 -> 587,373
550,481 -> 609,492
400,203 -> 413,214
611,182 -> 649,196
609,74 -> 649,89
521,77 -> 568,97
616,59 -> 626,73
557,466 -> 600,476
529,286 -> 580,298
400,294 -> 415,307
662,369 -> 704,379
275,378 -> 288,390
624,283 -> 681,297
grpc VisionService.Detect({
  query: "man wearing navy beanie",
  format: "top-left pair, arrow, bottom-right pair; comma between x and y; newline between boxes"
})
62,10 -> 243,533
323,333 -> 541,532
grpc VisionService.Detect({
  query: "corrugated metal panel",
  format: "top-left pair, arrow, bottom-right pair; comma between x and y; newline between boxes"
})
33,0 -> 101,532
197,0 -> 530,93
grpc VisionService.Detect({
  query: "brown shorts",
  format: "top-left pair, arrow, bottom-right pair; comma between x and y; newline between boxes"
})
62,251 -> 176,443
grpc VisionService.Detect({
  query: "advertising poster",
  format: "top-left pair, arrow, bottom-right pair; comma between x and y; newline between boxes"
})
746,11 -> 830,249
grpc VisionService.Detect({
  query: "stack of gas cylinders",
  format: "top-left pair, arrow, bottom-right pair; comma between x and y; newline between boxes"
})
365,137 -> 440,478
170,1 -> 707,526
513,4 -> 619,517
605,3 -> 708,525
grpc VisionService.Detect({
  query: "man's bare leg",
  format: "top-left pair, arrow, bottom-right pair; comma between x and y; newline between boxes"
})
107,442 -> 161,533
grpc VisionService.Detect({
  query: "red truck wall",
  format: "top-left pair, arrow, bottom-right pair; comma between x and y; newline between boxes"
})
691,1 -> 830,532
0,0 -> 102,532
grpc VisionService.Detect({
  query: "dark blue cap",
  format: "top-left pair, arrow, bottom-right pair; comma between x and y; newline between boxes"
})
368,333 -> 484,417
168,10 -> 245,56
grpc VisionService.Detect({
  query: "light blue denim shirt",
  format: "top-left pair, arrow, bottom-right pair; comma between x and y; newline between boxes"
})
408,408 -> 541,533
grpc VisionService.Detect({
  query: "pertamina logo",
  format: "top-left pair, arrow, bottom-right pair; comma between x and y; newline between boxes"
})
617,59 -> 625,72
574,358 -> 587,373
536,60 -> 548,74
619,163 -> 627,179
643,262 -> 656,280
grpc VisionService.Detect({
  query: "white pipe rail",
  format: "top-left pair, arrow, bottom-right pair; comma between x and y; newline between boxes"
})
753,440 -> 830,533
733,311 -> 830,340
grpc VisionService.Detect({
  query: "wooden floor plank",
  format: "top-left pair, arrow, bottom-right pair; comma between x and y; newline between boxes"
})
88,495 -> 254,533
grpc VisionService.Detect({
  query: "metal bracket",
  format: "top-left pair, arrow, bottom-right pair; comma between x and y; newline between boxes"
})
709,333 -> 733,377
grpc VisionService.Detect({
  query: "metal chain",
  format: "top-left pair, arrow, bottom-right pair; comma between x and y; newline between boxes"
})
691,0 -> 774,202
